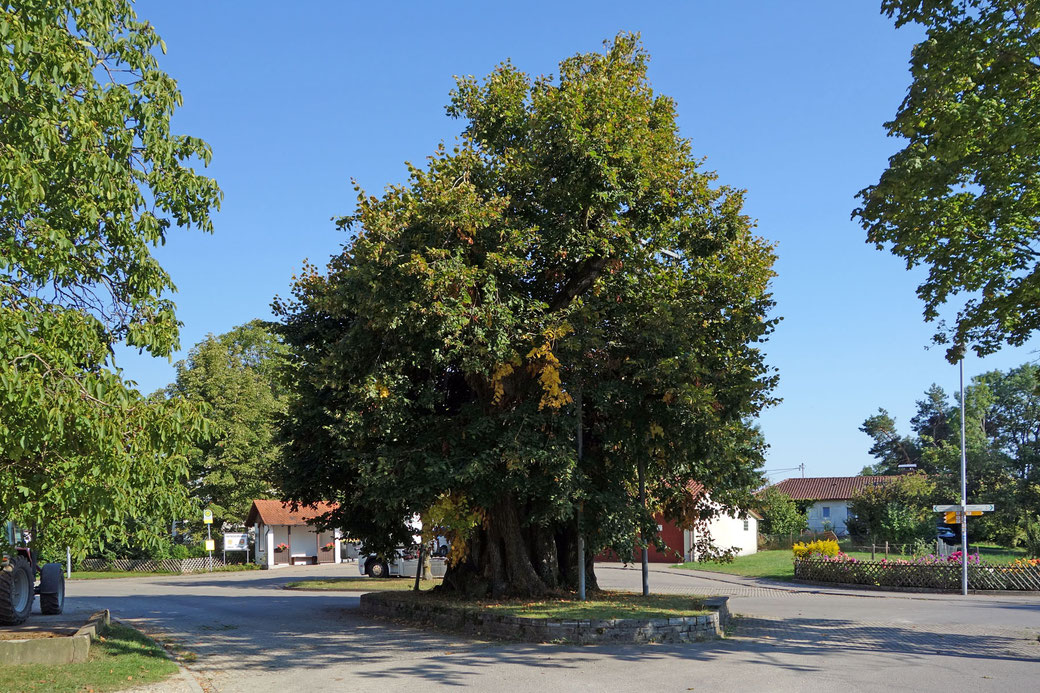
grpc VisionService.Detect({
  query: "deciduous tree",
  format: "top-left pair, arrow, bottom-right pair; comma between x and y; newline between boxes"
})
0,1 -> 220,557
855,0 -> 1040,361
277,34 -> 778,597
165,321 -> 287,530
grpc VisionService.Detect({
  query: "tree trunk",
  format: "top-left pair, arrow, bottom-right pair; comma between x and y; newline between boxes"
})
439,496 -> 597,598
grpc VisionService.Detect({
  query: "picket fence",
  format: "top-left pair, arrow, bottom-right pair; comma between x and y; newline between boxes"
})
79,557 -> 240,573
794,558 -> 1040,591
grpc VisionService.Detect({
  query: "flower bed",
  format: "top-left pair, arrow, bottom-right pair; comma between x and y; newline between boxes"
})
794,553 -> 1040,591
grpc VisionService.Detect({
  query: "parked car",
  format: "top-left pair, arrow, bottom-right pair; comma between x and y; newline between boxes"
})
358,545 -> 448,579
936,525 -> 960,546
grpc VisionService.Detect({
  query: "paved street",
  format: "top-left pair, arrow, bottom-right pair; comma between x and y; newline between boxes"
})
42,563 -> 1040,692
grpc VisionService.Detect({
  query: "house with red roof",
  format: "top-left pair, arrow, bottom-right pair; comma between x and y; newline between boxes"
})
597,482 -> 761,563
767,476 -> 898,536
245,500 -> 342,568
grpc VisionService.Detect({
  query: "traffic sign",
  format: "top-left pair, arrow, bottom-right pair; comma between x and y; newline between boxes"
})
932,504 -> 994,512
203,509 -> 213,525
204,539 -> 215,552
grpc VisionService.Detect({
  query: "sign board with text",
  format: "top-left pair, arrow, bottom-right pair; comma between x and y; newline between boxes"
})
223,533 -> 248,551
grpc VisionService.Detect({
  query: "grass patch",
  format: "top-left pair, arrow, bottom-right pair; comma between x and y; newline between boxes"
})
71,571 -> 174,580
285,577 -> 441,591
386,589 -> 710,620
0,622 -> 179,693
674,550 -> 796,580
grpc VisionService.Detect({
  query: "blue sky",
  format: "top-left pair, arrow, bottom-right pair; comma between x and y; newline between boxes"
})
118,1 -> 1037,481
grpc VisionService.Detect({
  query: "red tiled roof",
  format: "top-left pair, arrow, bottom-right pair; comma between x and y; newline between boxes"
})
245,500 -> 339,527
766,476 -> 898,501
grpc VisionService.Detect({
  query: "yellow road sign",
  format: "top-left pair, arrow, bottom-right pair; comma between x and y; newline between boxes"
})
204,539 -> 215,551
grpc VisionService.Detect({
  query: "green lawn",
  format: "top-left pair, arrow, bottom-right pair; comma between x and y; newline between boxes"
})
674,550 -> 797,580
387,589 -> 710,620
0,622 -> 178,693
285,577 -> 442,591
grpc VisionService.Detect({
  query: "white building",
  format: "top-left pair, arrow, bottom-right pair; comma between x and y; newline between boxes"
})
766,476 -> 898,536
245,500 -> 343,568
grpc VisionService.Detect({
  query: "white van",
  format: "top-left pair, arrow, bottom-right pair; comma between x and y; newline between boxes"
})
359,546 -> 448,579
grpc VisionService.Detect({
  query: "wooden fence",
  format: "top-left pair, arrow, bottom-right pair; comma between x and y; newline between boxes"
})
78,557 -> 242,573
794,558 -> 1040,591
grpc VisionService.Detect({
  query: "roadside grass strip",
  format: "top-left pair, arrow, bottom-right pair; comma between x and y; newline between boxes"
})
284,577 -> 442,591
0,623 -> 179,693
385,589 -> 710,620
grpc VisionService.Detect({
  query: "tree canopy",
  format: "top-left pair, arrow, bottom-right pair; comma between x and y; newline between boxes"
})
0,0 -> 220,557
165,321 -> 287,530
859,365 -> 1040,545
855,0 -> 1040,361
277,34 -> 778,596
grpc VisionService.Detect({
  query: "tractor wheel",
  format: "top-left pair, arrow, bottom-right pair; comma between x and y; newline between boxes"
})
0,555 -> 34,625
39,563 -> 65,615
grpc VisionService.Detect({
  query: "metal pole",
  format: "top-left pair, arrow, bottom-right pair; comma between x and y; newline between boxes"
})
959,358 -> 968,596
207,524 -> 213,572
639,459 -> 648,597
577,389 -> 585,601
66,546 -> 71,579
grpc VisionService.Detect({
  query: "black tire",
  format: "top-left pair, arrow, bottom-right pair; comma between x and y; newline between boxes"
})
0,555 -> 34,625
39,563 -> 65,615
367,559 -> 389,579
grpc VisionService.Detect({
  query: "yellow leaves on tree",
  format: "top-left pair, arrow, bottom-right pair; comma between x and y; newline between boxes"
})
527,324 -> 574,411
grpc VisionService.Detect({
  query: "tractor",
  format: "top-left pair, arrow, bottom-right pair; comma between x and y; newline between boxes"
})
1,520 -> 65,625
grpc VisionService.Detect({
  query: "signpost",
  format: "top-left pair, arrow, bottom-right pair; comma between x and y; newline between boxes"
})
203,508 -> 214,572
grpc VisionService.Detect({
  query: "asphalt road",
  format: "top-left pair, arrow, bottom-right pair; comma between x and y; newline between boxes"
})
38,562 -> 1040,693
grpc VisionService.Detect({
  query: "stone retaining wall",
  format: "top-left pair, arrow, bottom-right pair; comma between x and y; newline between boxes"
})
360,592 -> 729,644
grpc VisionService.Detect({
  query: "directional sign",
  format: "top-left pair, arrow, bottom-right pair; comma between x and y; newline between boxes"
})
203,509 -> 213,525
933,504 -> 994,512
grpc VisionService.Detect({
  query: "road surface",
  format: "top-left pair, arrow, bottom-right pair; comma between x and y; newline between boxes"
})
40,562 -> 1040,692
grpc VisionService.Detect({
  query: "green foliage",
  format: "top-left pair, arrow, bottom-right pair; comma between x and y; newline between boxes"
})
0,1 -> 220,558
276,34 -> 778,592
756,487 -> 807,535
856,0 -> 1040,361
165,321 -> 287,529
846,473 -> 936,543
859,409 -> 923,475
792,539 -> 840,559
1022,514 -> 1040,558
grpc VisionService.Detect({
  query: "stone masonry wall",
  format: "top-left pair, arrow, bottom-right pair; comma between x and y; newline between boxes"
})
360,592 -> 730,644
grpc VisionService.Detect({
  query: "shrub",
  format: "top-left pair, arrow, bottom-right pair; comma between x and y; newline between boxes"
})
792,539 -> 839,559
1023,515 -> 1040,558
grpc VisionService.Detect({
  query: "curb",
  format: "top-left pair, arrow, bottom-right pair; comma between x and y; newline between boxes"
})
0,609 -> 109,666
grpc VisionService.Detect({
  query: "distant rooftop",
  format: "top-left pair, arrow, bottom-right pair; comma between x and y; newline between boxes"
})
767,476 -> 899,501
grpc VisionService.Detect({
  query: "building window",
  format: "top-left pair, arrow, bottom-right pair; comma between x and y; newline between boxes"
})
822,506 -> 831,519
743,519 -> 749,531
